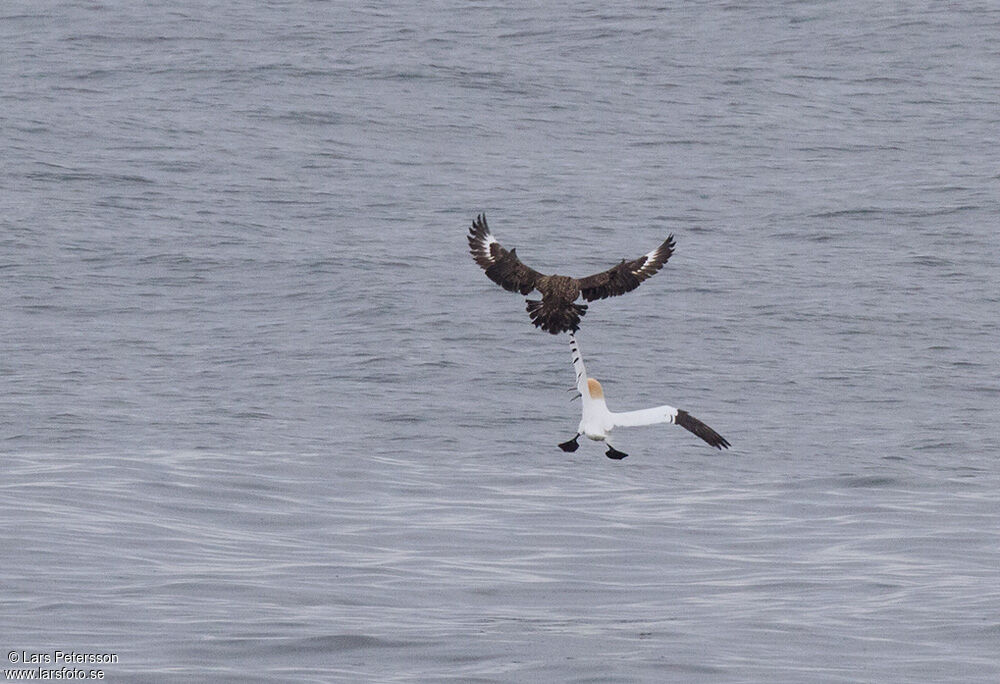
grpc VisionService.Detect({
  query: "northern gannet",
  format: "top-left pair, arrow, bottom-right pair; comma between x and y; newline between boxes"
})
468,214 -> 675,334
559,333 -> 731,459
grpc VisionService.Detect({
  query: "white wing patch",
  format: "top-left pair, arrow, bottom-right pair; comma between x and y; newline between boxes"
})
633,247 -> 661,277
473,233 -> 499,265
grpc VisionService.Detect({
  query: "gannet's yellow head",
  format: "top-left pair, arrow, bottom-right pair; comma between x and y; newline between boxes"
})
587,378 -> 604,399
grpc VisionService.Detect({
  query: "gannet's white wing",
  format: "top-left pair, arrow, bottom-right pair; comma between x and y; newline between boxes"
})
568,333 -> 588,396
609,405 -> 677,428
611,405 -> 731,450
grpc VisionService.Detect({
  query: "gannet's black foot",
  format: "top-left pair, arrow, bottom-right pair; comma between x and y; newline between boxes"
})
558,436 -> 580,452
605,446 -> 629,460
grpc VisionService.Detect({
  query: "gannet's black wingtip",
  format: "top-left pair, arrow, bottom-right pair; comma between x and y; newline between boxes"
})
675,409 -> 730,449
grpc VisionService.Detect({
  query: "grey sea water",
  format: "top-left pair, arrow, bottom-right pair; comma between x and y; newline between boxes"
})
3,1 -> 999,681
